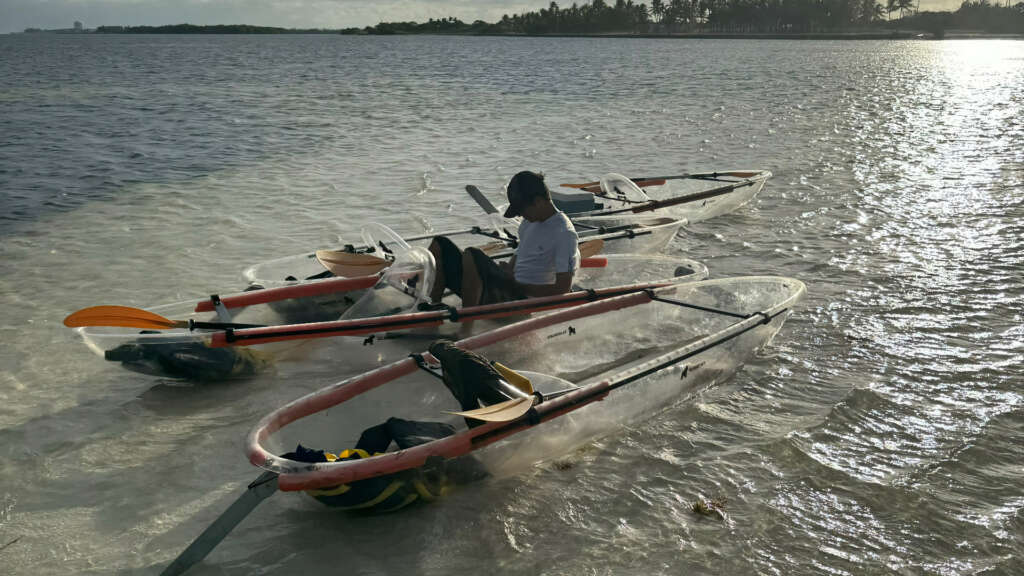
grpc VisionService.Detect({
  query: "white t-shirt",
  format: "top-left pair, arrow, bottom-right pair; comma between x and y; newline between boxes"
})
514,212 -> 580,285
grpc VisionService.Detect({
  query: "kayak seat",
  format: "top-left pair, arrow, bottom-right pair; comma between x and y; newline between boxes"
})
551,188 -> 596,214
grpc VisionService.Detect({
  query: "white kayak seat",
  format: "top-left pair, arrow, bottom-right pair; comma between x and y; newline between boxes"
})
599,173 -> 650,203
338,246 -> 436,321
360,222 -> 411,256
550,188 -> 597,214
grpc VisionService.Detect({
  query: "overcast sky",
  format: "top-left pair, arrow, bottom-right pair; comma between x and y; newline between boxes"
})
1,0 -> 969,35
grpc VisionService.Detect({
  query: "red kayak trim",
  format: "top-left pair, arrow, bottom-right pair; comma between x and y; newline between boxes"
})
194,275 -> 379,313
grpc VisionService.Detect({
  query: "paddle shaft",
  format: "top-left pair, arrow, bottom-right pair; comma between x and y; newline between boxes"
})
160,471 -> 278,576
588,179 -> 755,217
214,280 -> 644,347
189,320 -> 264,330
561,171 -> 762,189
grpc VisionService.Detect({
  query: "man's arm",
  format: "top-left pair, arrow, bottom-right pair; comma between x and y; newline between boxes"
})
517,271 -> 574,298
499,255 -> 517,275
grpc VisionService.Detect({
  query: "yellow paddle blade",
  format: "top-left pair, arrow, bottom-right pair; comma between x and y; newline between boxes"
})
315,250 -> 391,277
578,239 -> 604,258
447,396 -> 535,423
63,305 -> 183,329
493,362 -> 533,394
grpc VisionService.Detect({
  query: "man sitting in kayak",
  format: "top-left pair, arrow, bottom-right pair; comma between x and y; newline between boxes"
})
428,171 -> 580,306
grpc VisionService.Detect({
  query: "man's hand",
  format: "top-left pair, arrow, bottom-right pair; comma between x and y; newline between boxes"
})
499,255 -> 517,276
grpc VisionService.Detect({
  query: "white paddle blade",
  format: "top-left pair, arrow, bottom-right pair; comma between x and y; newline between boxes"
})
466,184 -> 500,215
447,396 -> 535,423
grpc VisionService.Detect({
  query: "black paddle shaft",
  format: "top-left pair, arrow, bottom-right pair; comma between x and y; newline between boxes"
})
188,319 -> 264,331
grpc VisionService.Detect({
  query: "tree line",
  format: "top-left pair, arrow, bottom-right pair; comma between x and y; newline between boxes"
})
58,0 -> 1024,36
94,24 -> 338,34
351,0 -> 1023,35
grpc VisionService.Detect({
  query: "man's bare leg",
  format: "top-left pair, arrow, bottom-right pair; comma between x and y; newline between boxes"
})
461,251 -> 483,307
427,238 -> 447,303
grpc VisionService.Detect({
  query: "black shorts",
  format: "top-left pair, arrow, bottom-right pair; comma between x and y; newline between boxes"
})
432,236 -> 524,305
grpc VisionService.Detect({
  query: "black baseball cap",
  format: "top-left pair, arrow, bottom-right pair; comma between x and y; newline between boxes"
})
504,171 -> 549,218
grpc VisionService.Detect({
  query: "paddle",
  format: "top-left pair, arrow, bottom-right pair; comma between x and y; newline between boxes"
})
159,471 -> 279,576
465,184 -> 499,215
63,306 -> 263,331
159,399 -> 533,575
448,395 -> 536,422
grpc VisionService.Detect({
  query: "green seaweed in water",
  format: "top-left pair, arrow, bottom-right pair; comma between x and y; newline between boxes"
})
692,495 -> 728,518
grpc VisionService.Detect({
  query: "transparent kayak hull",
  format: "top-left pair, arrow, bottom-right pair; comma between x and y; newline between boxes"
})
243,215 -> 682,287
246,276 -> 805,506
78,254 -> 707,381
559,170 -> 771,223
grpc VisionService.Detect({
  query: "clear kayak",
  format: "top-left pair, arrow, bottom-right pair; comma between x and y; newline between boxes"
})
74,252 -> 708,381
243,215 -> 682,288
552,170 -> 772,223
246,276 -> 805,509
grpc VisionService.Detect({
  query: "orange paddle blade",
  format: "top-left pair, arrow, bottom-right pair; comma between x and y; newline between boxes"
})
578,239 -> 604,258
63,306 -> 183,329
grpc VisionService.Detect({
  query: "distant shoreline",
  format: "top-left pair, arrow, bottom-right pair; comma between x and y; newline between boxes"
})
478,31 -> 1023,39
13,0 -> 1023,38
11,30 -> 1024,40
